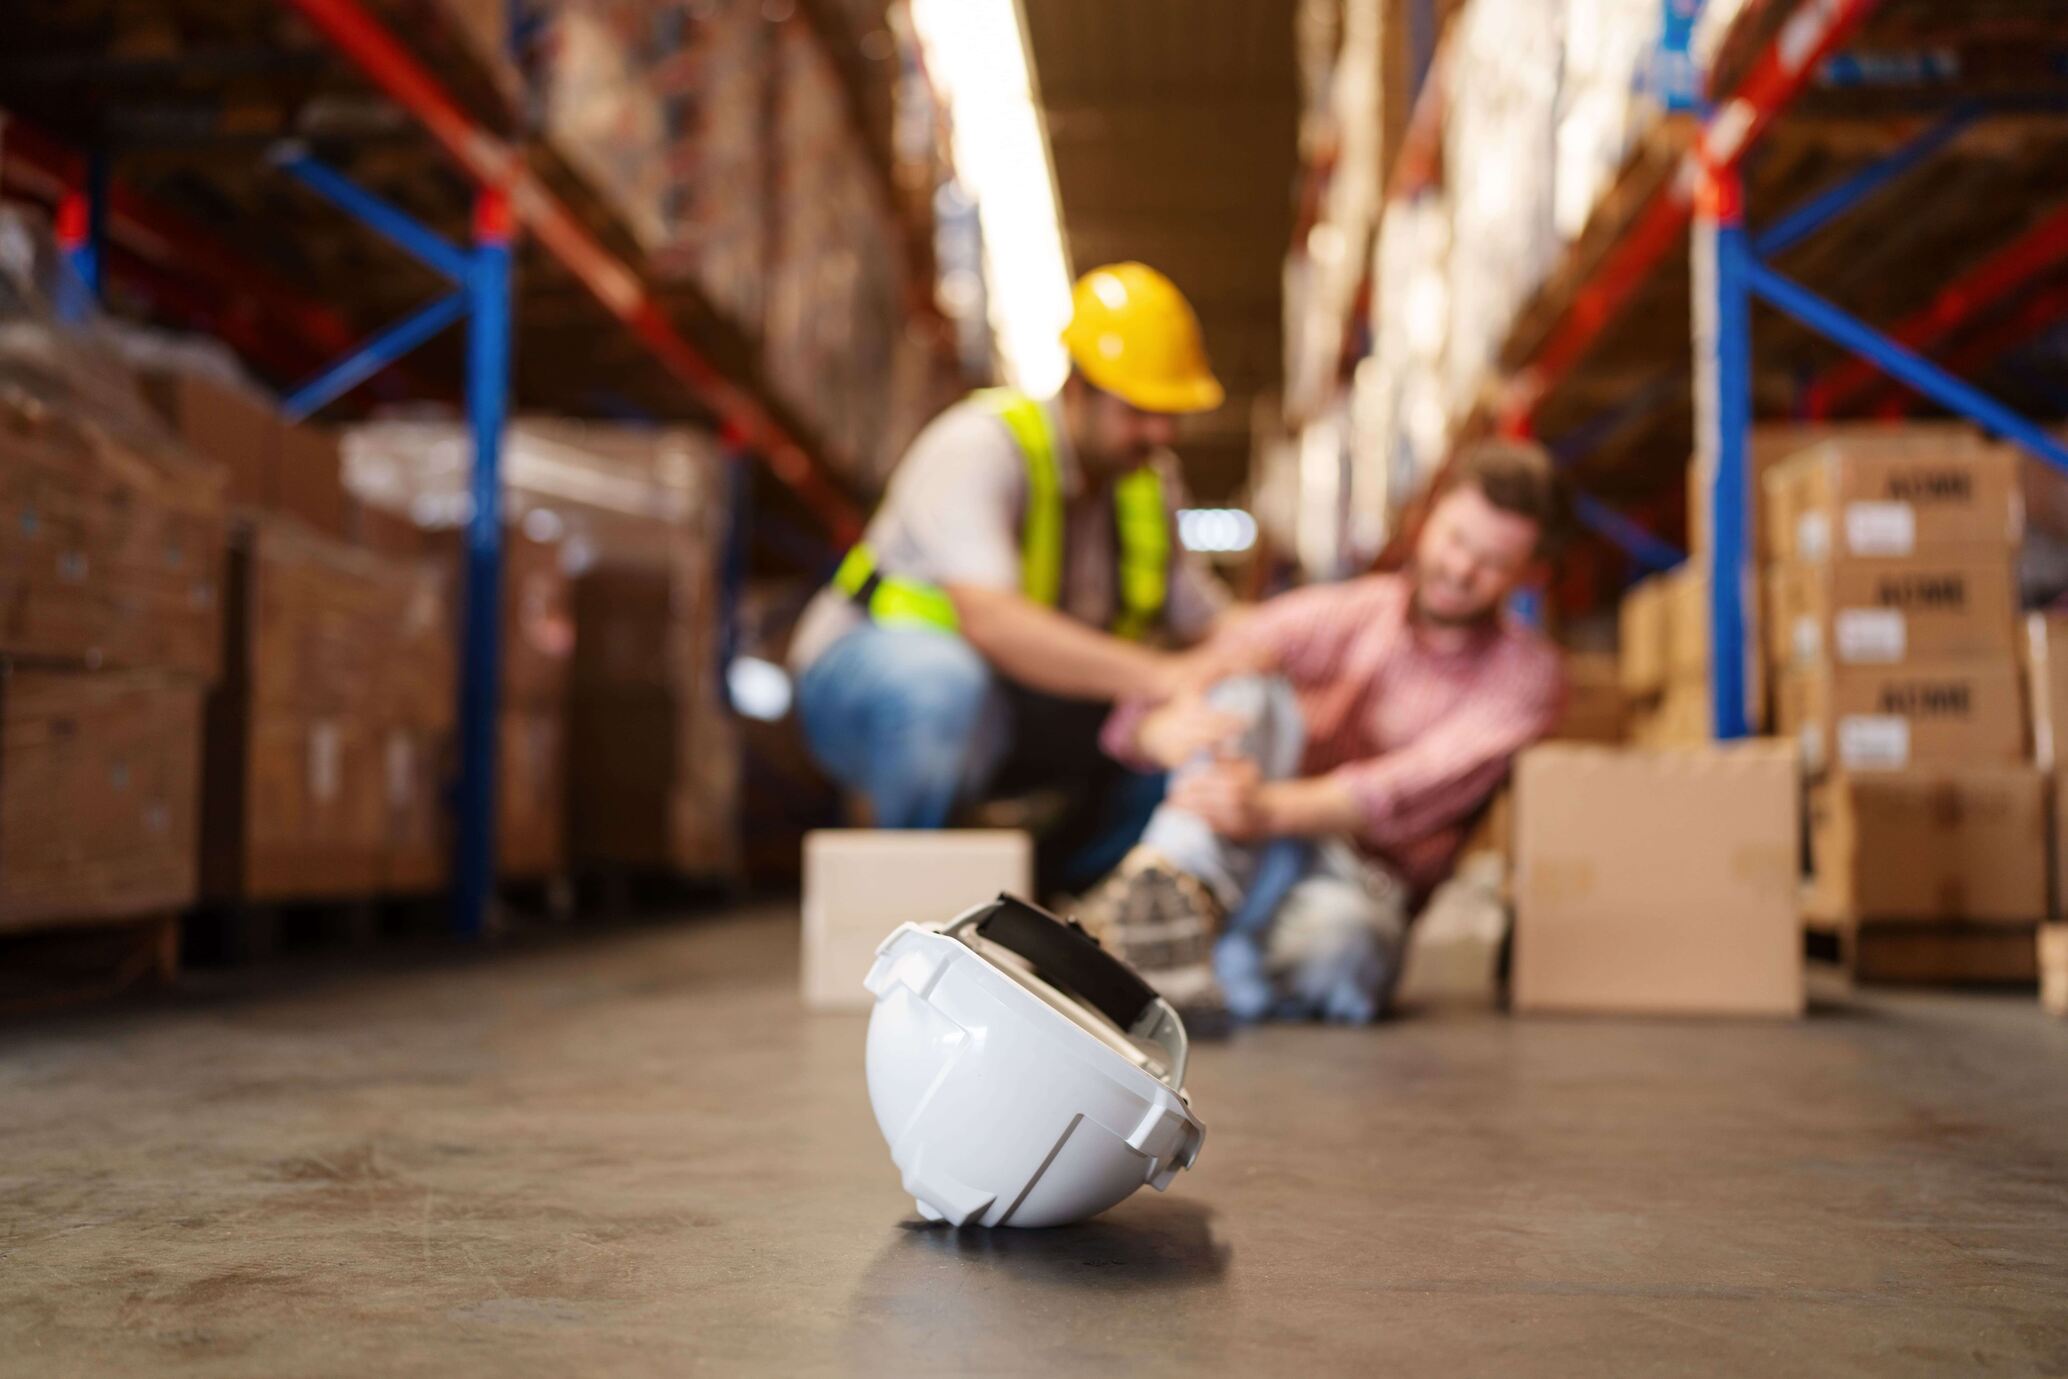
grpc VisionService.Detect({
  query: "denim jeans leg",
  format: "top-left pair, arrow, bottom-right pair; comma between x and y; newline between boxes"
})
795,626 -> 1008,829
1137,674 -> 1308,904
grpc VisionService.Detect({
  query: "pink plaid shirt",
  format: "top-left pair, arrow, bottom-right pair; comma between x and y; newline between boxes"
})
1104,573 -> 1565,888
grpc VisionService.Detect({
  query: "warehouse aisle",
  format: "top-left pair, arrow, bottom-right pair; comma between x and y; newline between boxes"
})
5,910 -> 2067,1377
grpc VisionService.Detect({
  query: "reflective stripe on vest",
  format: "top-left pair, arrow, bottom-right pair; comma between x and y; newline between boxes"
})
1112,465 -> 1170,641
835,389 -> 1169,639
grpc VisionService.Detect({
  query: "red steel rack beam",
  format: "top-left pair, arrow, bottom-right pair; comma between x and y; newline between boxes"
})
282,0 -> 864,542
1805,199 -> 2068,418
1497,0 -> 1887,434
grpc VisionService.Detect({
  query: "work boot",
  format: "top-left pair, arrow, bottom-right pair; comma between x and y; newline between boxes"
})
1072,848 -> 1227,1016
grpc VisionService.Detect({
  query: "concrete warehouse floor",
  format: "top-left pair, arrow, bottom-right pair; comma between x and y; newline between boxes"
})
5,908 -> 2068,1378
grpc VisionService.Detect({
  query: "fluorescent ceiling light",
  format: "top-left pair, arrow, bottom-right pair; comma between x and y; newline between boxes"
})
1178,508 -> 1259,555
909,0 -> 1072,397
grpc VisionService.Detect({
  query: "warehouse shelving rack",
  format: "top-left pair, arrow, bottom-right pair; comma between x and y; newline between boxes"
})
1367,0 -> 2068,740
0,0 -> 938,937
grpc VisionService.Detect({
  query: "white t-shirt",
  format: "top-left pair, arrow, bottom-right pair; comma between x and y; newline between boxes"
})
788,394 -> 1227,676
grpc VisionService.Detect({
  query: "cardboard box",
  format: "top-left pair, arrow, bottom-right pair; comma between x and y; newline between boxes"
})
500,706 -> 566,879
2043,925 -> 2068,1016
140,370 -> 275,510
276,424 -> 350,539
205,708 -> 386,901
1512,742 -> 1802,1017
1696,424 -> 1972,563
2026,614 -> 2068,918
144,376 -> 350,539
0,390 -> 227,681
1623,567 -> 1767,735
1778,659 -> 2026,774
567,553 -> 735,878
1618,575 -> 1669,697
2028,615 -> 2068,774
801,830 -> 1033,1012
1664,567 -> 1709,682
379,720 -> 450,894
0,670 -> 204,931
1806,767 -> 2048,924
1618,568 -> 1712,691
1766,555 -> 2017,669
202,518 -> 457,900
1767,436 -> 2020,563
1551,652 -> 1626,744
429,526 -> 573,707
1630,676 -> 1712,748
349,501 -> 426,557
571,565 -> 678,693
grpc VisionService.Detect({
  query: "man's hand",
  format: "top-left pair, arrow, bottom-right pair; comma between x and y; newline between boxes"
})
1171,765 -> 1367,842
1169,757 -> 1270,840
1136,696 -> 1247,769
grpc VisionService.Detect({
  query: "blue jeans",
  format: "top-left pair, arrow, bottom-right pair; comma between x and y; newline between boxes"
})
1139,675 -> 1409,1024
795,624 -> 1163,890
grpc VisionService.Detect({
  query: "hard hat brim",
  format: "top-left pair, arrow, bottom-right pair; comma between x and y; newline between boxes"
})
1077,361 -> 1227,416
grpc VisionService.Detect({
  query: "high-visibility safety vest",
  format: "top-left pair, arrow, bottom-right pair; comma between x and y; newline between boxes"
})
833,389 -> 1171,640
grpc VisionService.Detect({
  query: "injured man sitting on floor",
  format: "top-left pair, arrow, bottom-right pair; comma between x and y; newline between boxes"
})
1078,438 -> 1568,1024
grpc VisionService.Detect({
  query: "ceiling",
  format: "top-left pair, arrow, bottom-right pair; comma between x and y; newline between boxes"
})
1021,0 -> 1301,504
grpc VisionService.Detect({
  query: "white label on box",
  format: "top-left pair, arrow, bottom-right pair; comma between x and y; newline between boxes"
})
309,722 -> 342,803
1834,609 -> 1907,664
386,732 -> 415,810
1791,616 -> 1822,663
1797,511 -> 1831,561
1843,501 -> 1917,556
1837,714 -> 1911,769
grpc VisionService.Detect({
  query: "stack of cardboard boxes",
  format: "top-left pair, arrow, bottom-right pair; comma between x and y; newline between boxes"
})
1506,428 -> 1954,1016
1618,566 -> 1715,746
141,373 -> 352,540
140,370 -> 461,905
557,414 -> 739,882
197,518 -> 455,901
567,531 -> 740,880
344,419 -> 736,888
1762,433 -> 2045,978
0,383 -> 224,935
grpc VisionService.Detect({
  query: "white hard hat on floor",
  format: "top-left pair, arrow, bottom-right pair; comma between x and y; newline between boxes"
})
863,894 -> 1207,1228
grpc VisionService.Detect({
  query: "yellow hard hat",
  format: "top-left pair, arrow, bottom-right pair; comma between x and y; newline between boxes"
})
1060,263 -> 1225,415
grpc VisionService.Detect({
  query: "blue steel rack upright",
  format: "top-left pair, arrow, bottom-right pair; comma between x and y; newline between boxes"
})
256,147 -> 516,937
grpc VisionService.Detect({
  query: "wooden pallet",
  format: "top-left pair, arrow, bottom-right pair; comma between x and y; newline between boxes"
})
1808,917 -> 2041,987
184,891 -> 450,965
0,913 -> 180,1019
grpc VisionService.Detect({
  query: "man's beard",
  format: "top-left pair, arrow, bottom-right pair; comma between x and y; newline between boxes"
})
1409,565 -> 1501,629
